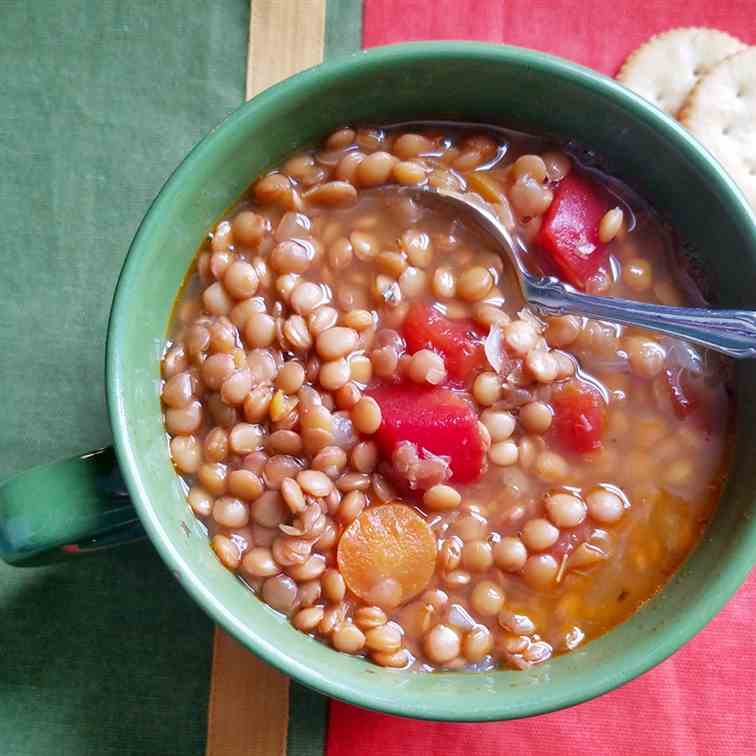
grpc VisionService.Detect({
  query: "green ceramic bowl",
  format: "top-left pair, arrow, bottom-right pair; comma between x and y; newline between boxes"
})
4,42 -> 756,721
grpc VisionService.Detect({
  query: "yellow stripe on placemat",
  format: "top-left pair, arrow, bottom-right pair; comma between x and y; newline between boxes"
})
206,630 -> 291,756
247,0 -> 327,100
206,3 -> 326,754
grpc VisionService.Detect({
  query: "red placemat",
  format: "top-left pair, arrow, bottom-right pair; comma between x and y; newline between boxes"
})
329,577 -> 756,755
362,0 -> 756,74
328,2 -> 756,754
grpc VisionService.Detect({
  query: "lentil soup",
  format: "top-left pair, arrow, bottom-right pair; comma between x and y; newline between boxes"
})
161,124 -> 732,672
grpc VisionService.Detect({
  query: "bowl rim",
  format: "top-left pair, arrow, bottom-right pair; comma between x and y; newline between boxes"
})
107,40 -> 756,721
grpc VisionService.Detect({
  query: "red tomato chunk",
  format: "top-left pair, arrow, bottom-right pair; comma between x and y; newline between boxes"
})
367,382 -> 485,484
550,379 -> 606,453
665,367 -> 729,434
403,302 -> 486,382
537,172 -> 609,289
666,367 -> 698,418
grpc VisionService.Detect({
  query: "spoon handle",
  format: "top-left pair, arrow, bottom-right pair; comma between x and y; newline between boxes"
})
526,277 -> 756,359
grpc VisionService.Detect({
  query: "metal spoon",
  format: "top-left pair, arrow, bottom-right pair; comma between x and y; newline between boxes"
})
395,187 -> 756,359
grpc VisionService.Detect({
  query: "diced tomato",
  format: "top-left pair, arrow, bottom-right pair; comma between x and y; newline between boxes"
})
550,379 -> 606,454
367,382 -> 485,484
402,302 -> 486,381
537,172 -> 610,289
664,367 -> 729,434
665,367 -> 698,418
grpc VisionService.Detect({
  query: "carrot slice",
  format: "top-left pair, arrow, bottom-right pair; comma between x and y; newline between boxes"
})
337,504 -> 436,607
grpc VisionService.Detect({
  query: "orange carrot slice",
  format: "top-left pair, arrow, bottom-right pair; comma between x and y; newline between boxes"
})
337,504 -> 437,608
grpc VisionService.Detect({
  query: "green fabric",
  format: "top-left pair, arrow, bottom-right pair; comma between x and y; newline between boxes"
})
325,0 -> 363,59
0,1 -> 247,754
287,681 -> 330,756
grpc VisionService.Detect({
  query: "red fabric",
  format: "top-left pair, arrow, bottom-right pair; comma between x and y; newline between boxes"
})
362,0 -> 756,73
329,577 -> 756,755
327,3 -> 756,754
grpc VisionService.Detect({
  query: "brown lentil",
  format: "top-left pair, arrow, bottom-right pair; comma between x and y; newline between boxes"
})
351,397 -> 382,434
332,622 -> 367,653
493,537 -> 528,572
212,534 -> 241,569
423,484 -> 461,511
424,624 -> 461,664
170,435 -> 201,474
365,623 -> 403,654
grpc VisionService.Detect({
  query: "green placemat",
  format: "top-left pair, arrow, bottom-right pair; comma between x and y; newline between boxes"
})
0,2 -> 247,754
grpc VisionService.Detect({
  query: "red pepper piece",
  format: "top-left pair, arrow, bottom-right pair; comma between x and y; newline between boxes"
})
537,172 -> 610,289
665,367 -> 729,434
551,379 -> 606,454
367,382 -> 485,484
402,302 -> 486,381
665,367 -> 698,418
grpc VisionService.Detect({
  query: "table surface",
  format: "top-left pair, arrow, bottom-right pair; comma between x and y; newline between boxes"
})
2,2 -> 754,755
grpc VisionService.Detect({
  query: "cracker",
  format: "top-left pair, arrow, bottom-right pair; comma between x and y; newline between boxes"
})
679,47 -> 756,210
617,28 -> 746,116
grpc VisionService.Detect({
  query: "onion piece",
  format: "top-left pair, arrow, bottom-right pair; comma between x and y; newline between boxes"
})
584,351 -> 630,373
447,602 -> 477,632
275,211 -> 311,242
484,324 -> 509,375
662,337 -> 705,375
279,523 -> 306,537
331,411 -> 358,449
517,307 -> 546,334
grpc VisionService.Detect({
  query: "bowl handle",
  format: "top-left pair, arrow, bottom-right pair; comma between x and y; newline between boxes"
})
0,447 -> 145,566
